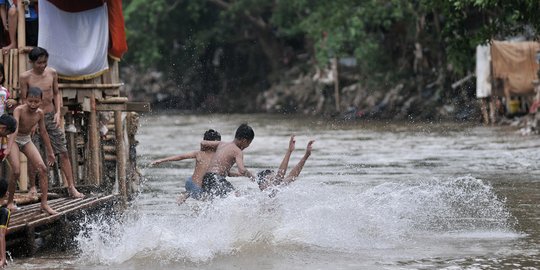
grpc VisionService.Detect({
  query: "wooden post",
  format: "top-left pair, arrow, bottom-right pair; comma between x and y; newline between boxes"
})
17,0 -> 26,49
18,154 -> 28,191
480,98 -> 489,126
88,92 -> 101,185
332,57 -> 340,112
114,111 -> 127,205
67,132 -> 78,185
24,227 -> 36,256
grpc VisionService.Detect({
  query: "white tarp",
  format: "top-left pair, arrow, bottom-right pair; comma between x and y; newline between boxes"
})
38,0 -> 109,80
476,44 -> 491,98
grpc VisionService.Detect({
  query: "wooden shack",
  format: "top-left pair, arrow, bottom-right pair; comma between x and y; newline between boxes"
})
476,41 -> 540,124
0,0 -> 149,255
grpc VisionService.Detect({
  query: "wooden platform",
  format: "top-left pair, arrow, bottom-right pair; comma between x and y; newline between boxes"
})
6,194 -> 119,255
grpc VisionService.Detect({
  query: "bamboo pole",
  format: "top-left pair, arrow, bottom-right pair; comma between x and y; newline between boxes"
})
88,92 -> 101,185
114,111 -> 127,205
58,83 -> 123,89
12,49 -> 18,91
17,0 -> 26,49
18,154 -> 28,191
331,57 -> 340,112
23,227 -> 36,256
7,50 -> 12,93
68,132 -> 78,185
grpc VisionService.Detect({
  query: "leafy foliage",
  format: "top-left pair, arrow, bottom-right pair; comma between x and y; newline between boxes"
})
121,0 -> 540,110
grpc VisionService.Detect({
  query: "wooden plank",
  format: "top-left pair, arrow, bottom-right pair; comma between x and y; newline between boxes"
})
88,92 -> 101,186
104,89 -> 120,97
7,195 -> 117,233
100,97 -> 128,103
17,0 -> 25,48
96,102 -> 151,112
13,49 -> 18,93
115,112 -> 127,206
58,83 -> 123,89
110,60 -> 120,84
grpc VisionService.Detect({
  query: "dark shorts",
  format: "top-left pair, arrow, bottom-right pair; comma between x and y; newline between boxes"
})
0,207 -> 10,229
202,173 -> 234,197
33,112 -> 68,155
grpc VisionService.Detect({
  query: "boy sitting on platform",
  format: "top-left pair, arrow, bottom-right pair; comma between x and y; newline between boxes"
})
5,87 -> 57,215
0,178 -> 10,267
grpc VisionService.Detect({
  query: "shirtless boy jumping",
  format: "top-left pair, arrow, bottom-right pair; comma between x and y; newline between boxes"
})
5,87 -> 57,215
201,123 -> 256,197
151,129 -> 221,203
20,47 -> 83,198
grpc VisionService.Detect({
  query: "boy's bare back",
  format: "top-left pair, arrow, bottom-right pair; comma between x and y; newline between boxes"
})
191,150 -> 215,186
207,142 -> 242,176
14,105 -> 44,135
20,67 -> 57,113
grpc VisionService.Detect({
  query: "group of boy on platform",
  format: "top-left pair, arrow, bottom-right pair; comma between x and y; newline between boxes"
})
0,46 -> 84,215
0,46 -> 86,266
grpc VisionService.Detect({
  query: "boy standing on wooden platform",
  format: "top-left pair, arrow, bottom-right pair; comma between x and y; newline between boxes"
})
20,47 -> 83,199
6,87 -> 57,215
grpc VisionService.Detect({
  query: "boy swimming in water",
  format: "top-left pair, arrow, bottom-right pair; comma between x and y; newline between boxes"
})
256,135 -> 314,191
201,123 -> 256,197
150,129 -> 221,203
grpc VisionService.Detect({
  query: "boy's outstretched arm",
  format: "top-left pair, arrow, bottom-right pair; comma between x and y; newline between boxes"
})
150,151 -> 197,166
235,151 -> 255,181
275,135 -> 295,181
283,140 -> 314,184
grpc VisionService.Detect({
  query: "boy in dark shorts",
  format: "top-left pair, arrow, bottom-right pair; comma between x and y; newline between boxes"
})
20,47 -> 83,198
0,178 -> 10,267
201,123 -> 256,197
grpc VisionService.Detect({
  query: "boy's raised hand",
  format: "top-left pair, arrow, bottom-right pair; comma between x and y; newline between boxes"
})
305,140 -> 315,156
288,135 -> 296,152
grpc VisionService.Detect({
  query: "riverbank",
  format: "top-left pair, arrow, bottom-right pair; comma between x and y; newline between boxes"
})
124,64 -> 481,122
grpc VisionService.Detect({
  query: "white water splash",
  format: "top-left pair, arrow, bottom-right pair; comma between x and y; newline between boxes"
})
75,176 -> 518,265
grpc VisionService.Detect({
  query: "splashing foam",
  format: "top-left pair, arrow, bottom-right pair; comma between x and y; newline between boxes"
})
76,176 -> 518,264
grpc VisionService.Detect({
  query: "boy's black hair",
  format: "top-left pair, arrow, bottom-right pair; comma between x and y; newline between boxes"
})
203,129 -> 221,141
27,86 -> 43,98
256,169 -> 274,184
235,123 -> 254,141
0,178 -> 7,198
0,63 -> 5,85
29,47 -> 49,62
0,114 -> 17,133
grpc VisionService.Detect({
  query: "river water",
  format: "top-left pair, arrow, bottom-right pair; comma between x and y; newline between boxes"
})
9,114 -> 540,269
